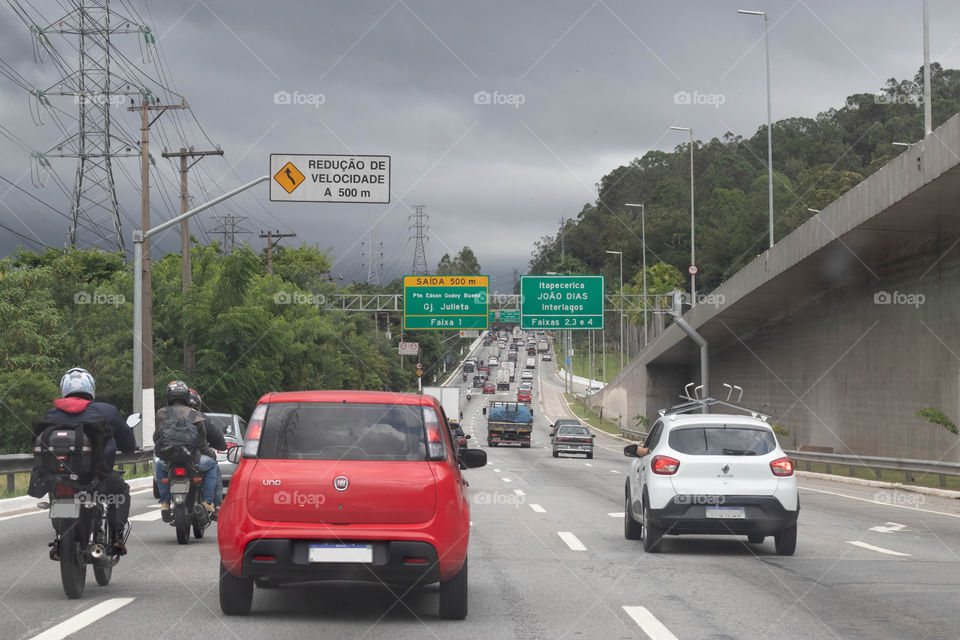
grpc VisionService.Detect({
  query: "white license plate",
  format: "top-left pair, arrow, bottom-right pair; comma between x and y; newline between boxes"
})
169,480 -> 190,494
705,506 -> 745,519
49,500 -> 80,519
308,543 -> 373,563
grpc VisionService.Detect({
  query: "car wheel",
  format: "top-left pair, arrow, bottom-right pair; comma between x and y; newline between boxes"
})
439,556 -> 468,620
747,533 -> 765,544
219,562 -> 253,615
642,498 -> 664,553
552,450 -> 559,458
624,485 -> 642,540
586,452 -> 593,460
774,524 -> 797,556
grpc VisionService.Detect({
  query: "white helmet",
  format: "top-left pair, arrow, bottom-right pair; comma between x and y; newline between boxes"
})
59,368 -> 96,400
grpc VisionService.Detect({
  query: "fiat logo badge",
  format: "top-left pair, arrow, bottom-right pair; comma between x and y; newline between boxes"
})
333,475 -> 349,491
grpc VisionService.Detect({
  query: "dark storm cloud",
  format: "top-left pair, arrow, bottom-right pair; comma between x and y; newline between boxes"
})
2,0 -> 959,287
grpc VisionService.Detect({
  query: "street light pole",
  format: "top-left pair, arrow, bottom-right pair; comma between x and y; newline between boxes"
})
606,250 -> 623,372
738,9 -> 774,248
625,203 -> 647,346
670,127 -> 695,305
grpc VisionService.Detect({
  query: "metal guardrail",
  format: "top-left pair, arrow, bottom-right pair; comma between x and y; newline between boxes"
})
785,450 -> 960,488
0,450 -> 156,495
618,427 -> 647,441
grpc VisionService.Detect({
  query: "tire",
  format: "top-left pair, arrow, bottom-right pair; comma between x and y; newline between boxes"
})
219,562 -> 253,616
94,563 -> 112,586
774,524 -> 797,556
193,521 -> 205,539
174,505 -> 190,545
586,452 -> 593,460
624,486 -> 642,540
59,522 -> 87,599
747,533 -> 765,544
152,478 -> 160,499
552,451 -> 559,458
642,500 -> 664,553
438,556 -> 468,620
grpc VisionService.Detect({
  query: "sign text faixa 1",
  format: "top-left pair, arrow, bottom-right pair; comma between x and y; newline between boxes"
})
269,154 -> 390,203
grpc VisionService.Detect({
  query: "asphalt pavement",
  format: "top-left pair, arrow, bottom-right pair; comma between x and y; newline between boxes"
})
2,338 -> 959,639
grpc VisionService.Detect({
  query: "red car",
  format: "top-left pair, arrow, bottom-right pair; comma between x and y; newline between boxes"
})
217,390 -> 487,619
483,382 -> 496,394
517,390 -> 532,403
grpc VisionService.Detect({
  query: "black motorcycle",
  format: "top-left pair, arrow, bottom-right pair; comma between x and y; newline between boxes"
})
163,459 -> 212,544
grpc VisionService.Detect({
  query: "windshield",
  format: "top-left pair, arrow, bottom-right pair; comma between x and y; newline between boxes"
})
669,426 -> 777,456
559,426 -> 590,436
257,402 -> 428,461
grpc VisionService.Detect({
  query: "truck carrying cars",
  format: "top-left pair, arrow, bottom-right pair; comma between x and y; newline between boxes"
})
486,401 -> 533,448
497,368 -> 511,390
423,386 -> 462,425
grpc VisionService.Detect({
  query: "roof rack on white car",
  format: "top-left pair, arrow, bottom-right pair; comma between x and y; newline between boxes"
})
657,382 -> 771,421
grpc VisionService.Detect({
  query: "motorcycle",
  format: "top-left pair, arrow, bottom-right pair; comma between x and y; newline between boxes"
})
162,458 -> 212,544
466,392 -> 472,402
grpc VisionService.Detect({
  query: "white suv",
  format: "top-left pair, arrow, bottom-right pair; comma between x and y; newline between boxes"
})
623,404 -> 798,555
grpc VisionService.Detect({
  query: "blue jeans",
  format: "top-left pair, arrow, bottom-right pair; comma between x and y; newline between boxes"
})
156,455 -> 218,504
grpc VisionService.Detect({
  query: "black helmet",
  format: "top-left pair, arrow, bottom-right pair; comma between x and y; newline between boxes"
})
188,388 -> 201,410
165,380 -> 190,406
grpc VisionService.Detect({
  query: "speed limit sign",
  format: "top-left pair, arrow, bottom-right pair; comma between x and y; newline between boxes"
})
688,265 -> 698,275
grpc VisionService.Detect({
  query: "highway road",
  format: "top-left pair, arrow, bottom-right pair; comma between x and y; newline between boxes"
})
2,338 -> 960,639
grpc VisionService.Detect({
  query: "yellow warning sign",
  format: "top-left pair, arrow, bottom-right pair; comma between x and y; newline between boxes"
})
273,162 -> 305,194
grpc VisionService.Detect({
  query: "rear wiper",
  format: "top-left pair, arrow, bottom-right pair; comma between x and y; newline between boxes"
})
722,448 -> 757,456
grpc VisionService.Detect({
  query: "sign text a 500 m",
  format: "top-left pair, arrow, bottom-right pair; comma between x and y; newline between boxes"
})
270,154 -> 390,203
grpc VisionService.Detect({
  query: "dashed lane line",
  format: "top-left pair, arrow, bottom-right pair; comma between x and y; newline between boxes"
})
622,606 -> 679,640
557,531 -> 587,551
30,598 -> 135,640
845,540 -> 911,557
530,504 -> 546,513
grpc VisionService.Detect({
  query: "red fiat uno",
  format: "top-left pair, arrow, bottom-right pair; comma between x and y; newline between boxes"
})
218,390 -> 487,619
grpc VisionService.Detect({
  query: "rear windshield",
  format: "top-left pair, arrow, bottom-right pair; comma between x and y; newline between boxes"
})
669,426 -> 776,456
258,402 -> 427,461
559,426 -> 590,436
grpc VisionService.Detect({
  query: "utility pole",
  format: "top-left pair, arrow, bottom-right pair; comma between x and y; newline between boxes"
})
128,97 -> 188,414
260,229 -> 297,275
161,146 -> 223,375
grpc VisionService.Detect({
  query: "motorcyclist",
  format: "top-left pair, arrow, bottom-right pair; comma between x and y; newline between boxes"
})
189,388 -> 225,507
154,381 -> 223,518
40,368 -> 136,556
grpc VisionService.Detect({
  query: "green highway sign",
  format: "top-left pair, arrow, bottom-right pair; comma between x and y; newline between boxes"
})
488,311 -> 498,323
499,309 -> 520,323
520,275 -> 604,330
403,275 -> 489,330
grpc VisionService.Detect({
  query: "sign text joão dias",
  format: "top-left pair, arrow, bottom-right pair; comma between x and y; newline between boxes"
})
520,275 -> 604,329
270,154 -> 390,203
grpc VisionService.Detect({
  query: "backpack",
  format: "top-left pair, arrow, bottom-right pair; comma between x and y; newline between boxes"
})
30,420 -> 110,492
154,410 -> 202,463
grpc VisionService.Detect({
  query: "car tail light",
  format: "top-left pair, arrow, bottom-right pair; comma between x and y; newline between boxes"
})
172,467 -> 187,477
423,406 -> 447,461
770,457 -> 794,477
651,455 -> 680,475
54,484 -> 75,498
242,404 -> 267,458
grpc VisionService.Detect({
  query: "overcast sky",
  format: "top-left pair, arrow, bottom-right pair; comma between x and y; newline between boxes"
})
2,0 -> 960,293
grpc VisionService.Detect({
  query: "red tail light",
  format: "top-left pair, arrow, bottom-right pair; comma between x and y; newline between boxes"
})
423,406 -> 447,461
54,485 -> 76,498
770,457 -> 794,477
651,455 -> 680,475
172,467 -> 187,477
242,405 -> 267,458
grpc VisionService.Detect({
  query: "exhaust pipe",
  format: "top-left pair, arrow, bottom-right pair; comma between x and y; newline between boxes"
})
89,543 -> 106,559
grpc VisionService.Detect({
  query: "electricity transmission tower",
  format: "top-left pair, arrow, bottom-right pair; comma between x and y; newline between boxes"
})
211,214 -> 251,254
16,0 -> 143,251
362,231 -> 383,285
409,205 -> 429,275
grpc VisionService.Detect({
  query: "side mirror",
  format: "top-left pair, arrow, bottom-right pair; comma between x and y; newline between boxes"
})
126,413 -> 141,429
226,446 -> 242,464
623,444 -> 639,457
461,448 -> 487,469
465,434 -> 472,440
591,434 -> 596,440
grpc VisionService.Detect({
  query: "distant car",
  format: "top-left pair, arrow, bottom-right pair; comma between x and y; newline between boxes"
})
472,375 -> 484,388
205,412 -> 248,487
550,418 -> 582,437
450,423 -> 471,455
478,365 -> 490,374
217,390 -> 487,618
542,353 -> 552,361
488,357 -> 499,367
521,369 -> 533,381
517,390 -> 532,403
483,382 -> 496,394
527,347 -> 537,356
552,424 -> 595,459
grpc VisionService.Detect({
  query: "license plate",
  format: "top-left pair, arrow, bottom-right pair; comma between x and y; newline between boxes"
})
706,506 -> 745,519
308,543 -> 373,563
49,500 -> 80,519
169,480 -> 189,494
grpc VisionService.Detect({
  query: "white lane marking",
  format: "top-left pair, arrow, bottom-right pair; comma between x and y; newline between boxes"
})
608,512 -> 624,517
845,540 -> 911,557
0,509 -> 44,522
502,477 -> 513,483
584,463 -> 593,467
801,486 -> 960,519
30,597 -> 135,640
530,504 -> 546,513
557,531 -> 586,551
129,509 -> 165,522
514,489 -> 525,496
622,606 -> 679,640
610,469 -> 621,474
870,522 -> 909,533
494,468 -> 501,473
